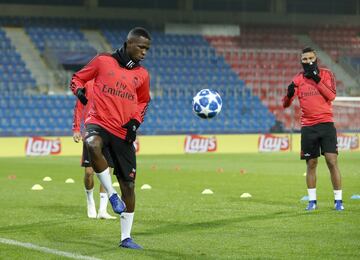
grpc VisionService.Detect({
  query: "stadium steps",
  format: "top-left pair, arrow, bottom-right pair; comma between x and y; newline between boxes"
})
3,27 -> 56,93
206,33 -> 301,130
81,29 -> 112,53
295,34 -> 357,93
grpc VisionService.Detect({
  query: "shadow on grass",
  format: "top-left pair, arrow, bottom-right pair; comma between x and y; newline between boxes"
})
0,219 -> 71,233
228,197 -> 300,207
135,210 -> 309,237
0,204 -> 86,234
36,204 -> 83,215
140,248 -> 216,260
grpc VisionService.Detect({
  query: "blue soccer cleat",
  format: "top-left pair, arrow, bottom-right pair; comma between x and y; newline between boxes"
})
109,193 -> 126,214
120,238 -> 142,249
305,200 -> 317,211
334,200 -> 344,211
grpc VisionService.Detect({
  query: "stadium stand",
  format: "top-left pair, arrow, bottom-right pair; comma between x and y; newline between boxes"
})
0,95 -> 76,136
309,26 -> 360,89
25,25 -> 97,71
0,28 -> 37,95
103,29 -> 276,134
309,26 -> 360,63
206,26 -> 355,131
26,26 -> 92,53
0,19 -> 359,136
0,21 -> 276,136
206,27 -> 303,130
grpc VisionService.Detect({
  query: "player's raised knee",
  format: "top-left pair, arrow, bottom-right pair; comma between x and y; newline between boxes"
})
85,136 -> 102,153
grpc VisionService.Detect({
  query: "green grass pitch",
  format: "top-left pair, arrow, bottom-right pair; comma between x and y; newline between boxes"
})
0,153 -> 359,259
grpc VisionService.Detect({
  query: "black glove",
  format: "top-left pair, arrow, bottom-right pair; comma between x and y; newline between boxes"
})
122,119 -> 140,143
76,88 -> 88,105
304,70 -> 321,84
287,82 -> 296,98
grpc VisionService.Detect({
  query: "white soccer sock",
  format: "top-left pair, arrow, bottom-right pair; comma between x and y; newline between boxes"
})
307,188 -> 317,201
85,188 -> 95,206
99,192 -> 108,213
95,167 -> 117,197
121,212 -> 134,241
334,190 -> 342,201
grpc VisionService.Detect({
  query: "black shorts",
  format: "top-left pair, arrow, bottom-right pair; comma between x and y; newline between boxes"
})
84,124 -> 137,182
301,122 -> 338,160
81,142 -> 114,168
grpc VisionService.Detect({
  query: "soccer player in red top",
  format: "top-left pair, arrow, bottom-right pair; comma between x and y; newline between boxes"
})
283,47 -> 344,211
70,27 -> 151,249
72,79 -> 116,220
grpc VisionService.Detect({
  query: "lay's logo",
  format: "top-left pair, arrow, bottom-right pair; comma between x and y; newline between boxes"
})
337,134 -> 359,151
184,135 -> 217,153
25,137 -> 61,156
258,134 -> 290,152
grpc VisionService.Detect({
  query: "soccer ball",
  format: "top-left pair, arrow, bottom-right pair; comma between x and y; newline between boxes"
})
192,89 -> 222,119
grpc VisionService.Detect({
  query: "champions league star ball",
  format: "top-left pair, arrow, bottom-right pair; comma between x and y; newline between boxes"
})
192,89 -> 222,119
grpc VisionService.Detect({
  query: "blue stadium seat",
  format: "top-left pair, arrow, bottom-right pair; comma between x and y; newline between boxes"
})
0,22 -> 278,136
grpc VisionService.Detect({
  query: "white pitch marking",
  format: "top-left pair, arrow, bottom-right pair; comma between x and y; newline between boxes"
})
0,238 -> 102,260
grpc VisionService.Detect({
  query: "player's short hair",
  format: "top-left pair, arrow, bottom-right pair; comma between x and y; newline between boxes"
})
302,47 -> 315,54
127,27 -> 151,41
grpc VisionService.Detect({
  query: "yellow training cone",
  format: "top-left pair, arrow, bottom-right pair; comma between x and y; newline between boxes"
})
65,178 -> 75,184
202,189 -> 214,194
31,184 -> 43,190
240,193 -> 252,198
141,184 -> 152,190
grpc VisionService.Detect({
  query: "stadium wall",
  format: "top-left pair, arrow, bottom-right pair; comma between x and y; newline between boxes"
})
0,133 -> 358,157
0,3 -> 360,26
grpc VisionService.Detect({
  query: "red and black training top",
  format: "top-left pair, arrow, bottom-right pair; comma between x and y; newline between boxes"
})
283,68 -> 336,127
70,53 -> 150,139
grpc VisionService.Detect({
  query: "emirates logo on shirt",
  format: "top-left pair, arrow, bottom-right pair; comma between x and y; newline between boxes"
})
102,85 -> 134,100
299,86 -> 320,98
115,81 -> 127,90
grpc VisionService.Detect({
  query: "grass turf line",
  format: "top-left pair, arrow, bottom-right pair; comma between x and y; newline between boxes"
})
0,153 -> 359,259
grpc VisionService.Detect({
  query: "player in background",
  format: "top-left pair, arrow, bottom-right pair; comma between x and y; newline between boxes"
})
72,80 -> 116,220
70,27 -> 151,249
283,47 -> 344,211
